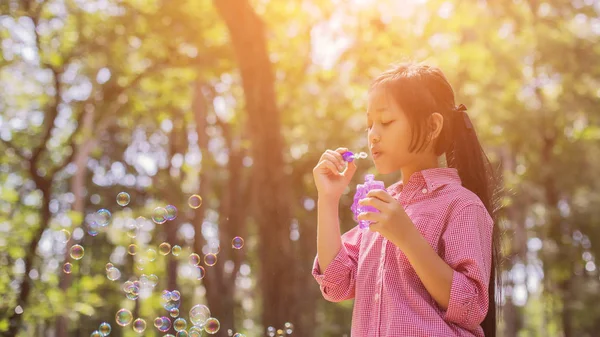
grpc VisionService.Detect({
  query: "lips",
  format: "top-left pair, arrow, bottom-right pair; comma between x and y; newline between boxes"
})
371,150 -> 382,158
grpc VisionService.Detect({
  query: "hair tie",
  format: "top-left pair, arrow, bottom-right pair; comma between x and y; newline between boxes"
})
455,104 -> 473,130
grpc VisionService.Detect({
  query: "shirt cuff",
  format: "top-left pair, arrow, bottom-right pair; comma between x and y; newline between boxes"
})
443,270 -> 478,325
312,245 -> 355,288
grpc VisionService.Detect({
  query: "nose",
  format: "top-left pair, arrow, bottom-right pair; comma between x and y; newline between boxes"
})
369,128 -> 381,144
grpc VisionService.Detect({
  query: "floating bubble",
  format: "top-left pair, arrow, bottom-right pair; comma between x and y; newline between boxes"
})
105,262 -> 114,271
189,253 -> 201,266
233,334 -> 246,337
115,308 -> 133,326
165,205 -> 178,221
107,267 -> 121,281
146,248 -> 157,262
276,329 -> 285,337
189,326 -> 203,337
267,326 -> 276,337
135,216 -> 150,231
155,316 -> 171,332
148,274 -> 159,287
176,331 -> 189,337
161,290 -> 181,311
152,207 -> 168,224
126,219 -> 138,239
98,322 -> 111,336
204,318 -> 220,334
232,236 -> 244,249
96,209 -> 112,226
63,262 -> 73,274
196,266 -> 206,280
159,242 -> 171,255
204,253 -> 217,267
70,244 -> 85,260
189,304 -> 211,326
60,229 -> 71,243
90,331 -> 102,337
172,245 -> 182,256
206,240 -> 220,255
169,308 -> 179,318
188,195 -> 203,209
128,244 -> 137,255
132,318 -> 146,333
284,322 -> 294,334
117,192 -> 131,206
173,317 -> 187,331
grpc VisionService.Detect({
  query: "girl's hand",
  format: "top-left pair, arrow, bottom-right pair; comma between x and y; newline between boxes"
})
357,189 -> 414,246
313,147 -> 357,200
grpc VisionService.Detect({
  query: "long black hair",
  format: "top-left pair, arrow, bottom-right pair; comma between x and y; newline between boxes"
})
371,61 -> 502,337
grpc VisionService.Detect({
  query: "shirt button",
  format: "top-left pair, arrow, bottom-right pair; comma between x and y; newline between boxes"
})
374,293 -> 380,301
421,188 -> 428,194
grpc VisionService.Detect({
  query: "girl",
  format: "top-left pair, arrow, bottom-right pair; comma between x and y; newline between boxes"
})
312,62 -> 501,337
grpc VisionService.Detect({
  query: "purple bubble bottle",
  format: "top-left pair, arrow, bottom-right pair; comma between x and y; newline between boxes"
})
351,174 -> 386,229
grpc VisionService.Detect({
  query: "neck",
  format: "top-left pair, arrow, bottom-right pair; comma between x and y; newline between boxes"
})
400,155 -> 440,185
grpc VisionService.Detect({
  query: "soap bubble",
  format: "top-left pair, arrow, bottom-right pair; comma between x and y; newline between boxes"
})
172,245 -> 182,256
189,253 -> 201,266
204,318 -> 220,334
98,322 -> 111,335
154,316 -> 171,332
159,242 -> 171,255
146,248 -> 157,261
189,326 -> 203,337
233,334 -> 246,337
165,205 -> 178,221
188,195 -> 203,209
70,244 -> 85,260
152,207 -> 168,224
267,326 -> 276,336
276,329 -> 285,337
161,290 -> 181,311
128,244 -> 137,255
115,308 -> 133,326
173,317 -> 187,331
204,253 -> 217,266
126,219 -> 138,239
169,308 -> 179,318
232,236 -> 244,249
105,262 -> 114,271
148,274 -> 159,287
106,267 -> 121,281
284,322 -> 294,334
189,304 -> 211,326
176,331 -> 189,337
59,229 -> 71,243
96,209 -> 111,226
90,331 -> 102,337
116,192 -> 131,206
63,262 -> 72,274
196,266 -> 206,280
132,318 -> 146,333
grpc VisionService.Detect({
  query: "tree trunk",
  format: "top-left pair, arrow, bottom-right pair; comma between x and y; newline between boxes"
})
212,1 -> 296,332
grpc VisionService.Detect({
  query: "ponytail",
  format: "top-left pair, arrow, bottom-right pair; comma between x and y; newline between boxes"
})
447,104 -> 502,337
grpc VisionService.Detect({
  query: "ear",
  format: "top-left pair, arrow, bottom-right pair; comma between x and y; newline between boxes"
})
429,112 -> 444,139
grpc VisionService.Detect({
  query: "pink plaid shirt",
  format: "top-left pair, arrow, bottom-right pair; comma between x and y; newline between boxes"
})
313,168 -> 493,337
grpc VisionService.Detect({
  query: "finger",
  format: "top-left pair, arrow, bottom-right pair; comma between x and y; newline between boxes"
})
334,147 -> 349,154
319,160 -> 341,175
358,196 -> 386,211
326,149 -> 345,165
343,160 -> 357,179
323,153 -> 345,171
356,211 -> 382,223
366,189 -> 393,202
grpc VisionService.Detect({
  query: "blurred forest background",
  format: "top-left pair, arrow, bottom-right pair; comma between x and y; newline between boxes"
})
1,0 -> 600,336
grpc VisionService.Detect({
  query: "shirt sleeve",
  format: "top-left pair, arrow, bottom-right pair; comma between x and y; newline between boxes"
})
440,203 -> 493,330
312,225 -> 362,302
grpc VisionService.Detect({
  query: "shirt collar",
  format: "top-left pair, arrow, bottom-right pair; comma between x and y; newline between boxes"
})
388,167 -> 461,196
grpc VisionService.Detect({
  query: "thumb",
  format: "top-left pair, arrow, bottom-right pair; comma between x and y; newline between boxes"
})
343,160 -> 357,181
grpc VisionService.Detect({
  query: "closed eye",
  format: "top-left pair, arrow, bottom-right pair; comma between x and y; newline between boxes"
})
382,120 -> 394,126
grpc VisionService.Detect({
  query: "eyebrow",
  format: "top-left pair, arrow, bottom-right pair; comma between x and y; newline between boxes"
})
366,107 -> 388,116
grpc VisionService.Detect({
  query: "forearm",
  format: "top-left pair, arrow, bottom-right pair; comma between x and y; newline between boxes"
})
387,224 -> 454,310
316,196 -> 342,272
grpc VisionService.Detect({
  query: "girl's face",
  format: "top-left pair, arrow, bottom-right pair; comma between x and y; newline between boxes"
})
366,86 -> 427,175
